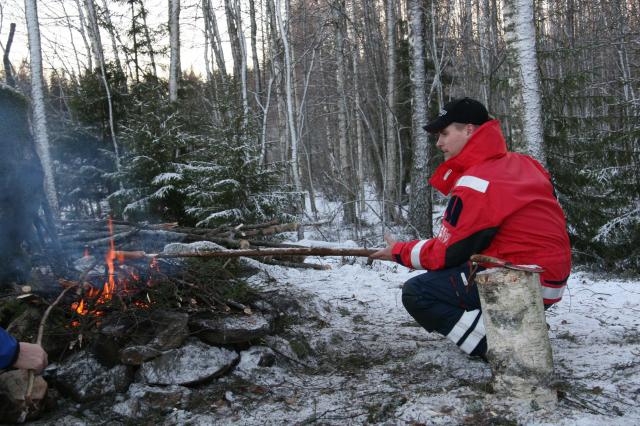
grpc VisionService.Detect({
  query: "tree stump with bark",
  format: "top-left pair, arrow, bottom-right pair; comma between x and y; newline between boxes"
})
475,267 -> 557,410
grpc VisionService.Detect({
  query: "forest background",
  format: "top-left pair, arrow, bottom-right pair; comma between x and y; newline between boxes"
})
1,0 -> 638,272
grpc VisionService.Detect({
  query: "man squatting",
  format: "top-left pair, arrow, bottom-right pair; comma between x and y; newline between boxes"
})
371,98 -> 571,358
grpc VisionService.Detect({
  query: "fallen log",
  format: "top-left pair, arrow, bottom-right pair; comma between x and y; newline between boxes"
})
115,247 -> 380,260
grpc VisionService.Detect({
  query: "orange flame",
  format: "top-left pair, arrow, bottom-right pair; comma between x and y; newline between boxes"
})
101,217 -> 117,302
71,299 -> 87,315
71,216 -> 153,320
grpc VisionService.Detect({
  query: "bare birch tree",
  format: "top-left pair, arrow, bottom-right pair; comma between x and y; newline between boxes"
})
203,0 -> 228,77
24,0 -> 58,212
502,0 -> 545,163
234,0 -> 249,128
248,0 -> 262,96
348,0 -> 365,222
99,0 -> 125,81
408,0 -> 433,238
384,0 -> 398,221
275,0 -> 301,191
84,0 -> 122,174
169,0 -> 181,103
74,0 -> 93,72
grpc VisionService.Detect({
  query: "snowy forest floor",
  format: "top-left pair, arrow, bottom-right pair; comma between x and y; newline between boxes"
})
158,237 -> 640,425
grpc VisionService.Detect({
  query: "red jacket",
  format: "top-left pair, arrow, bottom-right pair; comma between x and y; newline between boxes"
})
392,120 -> 571,304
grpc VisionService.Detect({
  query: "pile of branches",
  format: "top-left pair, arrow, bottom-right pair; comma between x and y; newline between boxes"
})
57,219 -> 335,270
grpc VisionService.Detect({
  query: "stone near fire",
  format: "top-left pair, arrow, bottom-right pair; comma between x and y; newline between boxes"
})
49,415 -> 88,425
0,370 -> 48,422
235,346 -> 277,377
91,314 -> 138,366
112,383 -> 191,419
46,351 -> 133,402
137,339 -> 238,385
119,345 -> 162,365
119,310 -> 189,365
149,310 -> 190,350
190,312 -> 272,345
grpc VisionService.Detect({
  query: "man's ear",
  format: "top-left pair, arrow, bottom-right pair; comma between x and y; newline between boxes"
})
466,124 -> 475,137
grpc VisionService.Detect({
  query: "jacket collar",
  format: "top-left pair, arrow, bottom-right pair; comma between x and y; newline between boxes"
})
429,120 -> 507,195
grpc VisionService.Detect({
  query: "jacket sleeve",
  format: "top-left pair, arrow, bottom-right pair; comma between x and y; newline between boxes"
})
392,177 -> 501,270
0,327 -> 20,369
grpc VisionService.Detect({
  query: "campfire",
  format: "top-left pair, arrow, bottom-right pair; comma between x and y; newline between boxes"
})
69,218 -> 155,325
0,213 -> 383,423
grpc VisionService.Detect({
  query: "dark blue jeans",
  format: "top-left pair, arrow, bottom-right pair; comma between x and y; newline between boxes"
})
401,262 -> 487,357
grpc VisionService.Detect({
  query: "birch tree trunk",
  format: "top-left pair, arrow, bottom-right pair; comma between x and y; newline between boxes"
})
3,23 -> 17,87
100,0 -> 125,82
385,0 -> 398,221
407,0 -> 433,238
224,0 -> 243,81
24,0 -> 58,213
502,0 -> 545,164
74,0 -> 93,72
475,268 -> 557,410
59,1 -> 83,83
84,0 -> 122,175
334,0 -> 355,223
235,0 -> 250,129
169,0 -> 181,103
275,0 -> 301,192
478,0 -> 491,106
429,0 -> 444,109
248,0 -> 262,97
203,0 -> 228,77
349,0 -> 365,223
266,0 -> 288,174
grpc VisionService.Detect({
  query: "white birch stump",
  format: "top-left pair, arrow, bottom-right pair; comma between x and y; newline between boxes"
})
475,268 -> 557,410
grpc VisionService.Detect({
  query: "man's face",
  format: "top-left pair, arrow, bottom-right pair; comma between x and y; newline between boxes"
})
436,123 -> 474,161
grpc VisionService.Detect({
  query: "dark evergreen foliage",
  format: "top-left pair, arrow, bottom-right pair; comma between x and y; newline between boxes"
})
47,67 -> 296,227
542,56 -> 640,272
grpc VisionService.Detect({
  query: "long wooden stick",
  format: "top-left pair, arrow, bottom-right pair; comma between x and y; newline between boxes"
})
22,282 -> 79,420
116,247 -> 381,260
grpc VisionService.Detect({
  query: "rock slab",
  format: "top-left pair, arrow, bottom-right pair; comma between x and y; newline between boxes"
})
137,340 -> 238,385
46,351 -> 132,402
0,370 -> 48,422
191,312 -> 272,344
112,383 -> 191,419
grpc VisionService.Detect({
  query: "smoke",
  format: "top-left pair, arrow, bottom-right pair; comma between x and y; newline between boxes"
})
0,84 -> 47,286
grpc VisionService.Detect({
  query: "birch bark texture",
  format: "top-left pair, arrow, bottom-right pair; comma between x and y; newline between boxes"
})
502,0 -> 545,165
275,0 -> 301,192
407,0 -> 433,238
384,0 -> 398,220
24,0 -> 58,212
169,0 -> 181,103
475,268 -> 557,410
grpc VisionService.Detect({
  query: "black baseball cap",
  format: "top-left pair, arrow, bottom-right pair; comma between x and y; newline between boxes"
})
423,97 -> 490,133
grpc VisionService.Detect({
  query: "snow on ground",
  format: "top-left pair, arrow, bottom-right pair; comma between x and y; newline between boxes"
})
166,195 -> 639,424
169,242 -> 640,425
